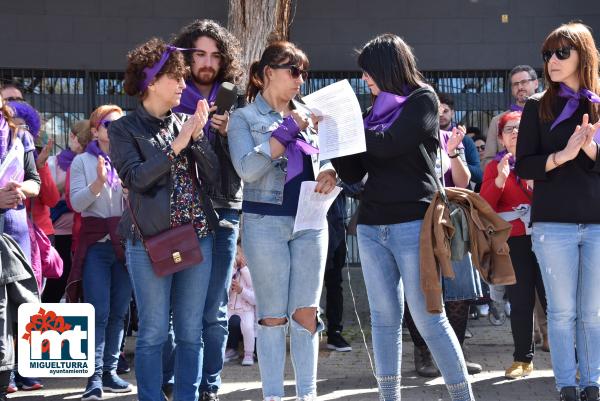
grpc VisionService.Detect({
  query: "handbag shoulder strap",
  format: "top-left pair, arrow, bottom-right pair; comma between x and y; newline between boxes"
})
419,142 -> 449,206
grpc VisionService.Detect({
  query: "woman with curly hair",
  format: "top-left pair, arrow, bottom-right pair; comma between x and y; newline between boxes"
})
109,37 -> 219,401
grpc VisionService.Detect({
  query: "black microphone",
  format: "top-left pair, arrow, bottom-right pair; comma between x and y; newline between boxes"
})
213,82 -> 238,115
208,82 -> 238,137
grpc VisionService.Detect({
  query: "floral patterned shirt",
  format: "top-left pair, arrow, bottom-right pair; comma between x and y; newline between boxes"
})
161,128 -> 209,239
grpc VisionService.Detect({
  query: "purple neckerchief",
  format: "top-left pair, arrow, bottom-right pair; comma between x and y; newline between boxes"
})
509,104 -> 524,112
271,116 -> 319,183
551,82 -> 600,131
57,149 -> 76,171
0,113 -> 9,162
173,81 -> 221,140
85,140 -> 119,189
140,45 -> 200,92
364,91 -> 409,131
493,149 -> 520,182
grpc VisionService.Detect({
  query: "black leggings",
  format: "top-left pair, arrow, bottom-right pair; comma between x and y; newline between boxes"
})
505,235 -> 547,363
405,300 -> 470,347
41,235 -> 72,303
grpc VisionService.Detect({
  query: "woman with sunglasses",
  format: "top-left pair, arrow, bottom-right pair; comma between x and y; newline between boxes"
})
516,22 -> 600,401
68,104 -> 134,400
481,111 -> 547,381
331,33 -> 474,401
228,41 -> 336,401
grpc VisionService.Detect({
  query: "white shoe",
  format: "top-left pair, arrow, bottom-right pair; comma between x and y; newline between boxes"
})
504,302 -> 511,317
241,353 -> 254,366
264,397 -> 281,401
477,304 -> 489,317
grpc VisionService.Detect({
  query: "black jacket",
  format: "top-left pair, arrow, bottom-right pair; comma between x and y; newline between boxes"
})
205,93 -> 246,210
331,87 -> 440,225
109,104 -> 220,239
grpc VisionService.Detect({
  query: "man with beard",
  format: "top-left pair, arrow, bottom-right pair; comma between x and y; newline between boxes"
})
170,19 -> 245,401
481,65 -> 539,167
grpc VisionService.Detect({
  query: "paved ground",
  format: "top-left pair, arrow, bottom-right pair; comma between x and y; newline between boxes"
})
10,266 -> 558,401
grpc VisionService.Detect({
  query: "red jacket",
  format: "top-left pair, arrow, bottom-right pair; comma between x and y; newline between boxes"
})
25,163 -> 60,236
480,160 -> 532,237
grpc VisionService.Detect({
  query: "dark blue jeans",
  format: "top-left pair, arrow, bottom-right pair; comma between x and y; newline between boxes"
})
200,208 -> 240,393
82,241 -> 132,376
126,235 -> 213,401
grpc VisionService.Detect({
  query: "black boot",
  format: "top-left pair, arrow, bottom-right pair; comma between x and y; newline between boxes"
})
581,386 -> 600,401
560,386 -> 579,401
0,371 -> 9,401
413,345 -> 440,378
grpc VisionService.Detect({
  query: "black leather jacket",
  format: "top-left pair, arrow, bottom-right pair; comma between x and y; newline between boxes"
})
109,104 -> 220,239
204,93 -> 246,210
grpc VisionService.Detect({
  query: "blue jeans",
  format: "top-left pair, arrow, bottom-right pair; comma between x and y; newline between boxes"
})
126,235 -> 213,401
357,221 -> 474,401
200,208 -> 240,393
242,213 -> 327,399
532,223 -> 600,390
82,242 -> 132,376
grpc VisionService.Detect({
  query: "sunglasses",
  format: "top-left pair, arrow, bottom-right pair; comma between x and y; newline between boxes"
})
542,46 -> 574,63
5,96 -> 24,102
269,64 -> 308,80
476,145 -> 485,151
99,120 -> 112,129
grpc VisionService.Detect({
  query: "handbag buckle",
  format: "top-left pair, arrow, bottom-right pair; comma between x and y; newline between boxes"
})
172,251 -> 182,264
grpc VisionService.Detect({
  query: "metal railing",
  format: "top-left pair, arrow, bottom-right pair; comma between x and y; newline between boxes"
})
2,68 -> 535,263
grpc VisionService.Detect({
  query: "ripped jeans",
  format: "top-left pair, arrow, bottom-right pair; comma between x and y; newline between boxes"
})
242,213 -> 328,399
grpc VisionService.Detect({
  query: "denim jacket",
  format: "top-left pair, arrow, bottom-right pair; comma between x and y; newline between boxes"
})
228,93 -> 334,205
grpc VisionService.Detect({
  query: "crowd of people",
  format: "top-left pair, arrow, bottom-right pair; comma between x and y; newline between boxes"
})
0,17 -> 599,401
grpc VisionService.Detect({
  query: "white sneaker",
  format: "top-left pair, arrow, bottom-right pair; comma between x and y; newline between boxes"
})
505,302 -> 511,317
477,304 -> 489,317
241,353 -> 254,366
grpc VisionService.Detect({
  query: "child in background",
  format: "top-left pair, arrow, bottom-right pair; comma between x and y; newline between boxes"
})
225,243 -> 256,366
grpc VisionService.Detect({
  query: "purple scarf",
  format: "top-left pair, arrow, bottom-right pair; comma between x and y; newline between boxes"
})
551,82 -> 600,131
494,149 -> 520,182
0,113 -> 9,162
56,149 -> 77,172
85,140 -> 119,189
509,104 -> 524,112
271,116 -> 319,183
174,81 -> 220,139
364,91 -> 408,131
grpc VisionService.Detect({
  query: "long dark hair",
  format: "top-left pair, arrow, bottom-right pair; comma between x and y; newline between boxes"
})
358,33 -> 424,96
172,19 -> 245,85
539,22 -> 600,123
246,41 -> 309,103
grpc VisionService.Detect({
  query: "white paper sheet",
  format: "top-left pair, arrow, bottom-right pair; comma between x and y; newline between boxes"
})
293,181 -> 342,233
302,79 -> 366,159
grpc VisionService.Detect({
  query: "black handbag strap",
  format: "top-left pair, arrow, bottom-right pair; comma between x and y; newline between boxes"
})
419,142 -> 450,207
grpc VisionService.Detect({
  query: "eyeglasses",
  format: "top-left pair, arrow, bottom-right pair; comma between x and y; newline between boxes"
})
5,96 -> 24,102
269,64 -> 308,80
542,46 -> 574,63
511,78 -> 536,88
502,125 -> 519,134
476,145 -> 485,151
99,120 -> 112,129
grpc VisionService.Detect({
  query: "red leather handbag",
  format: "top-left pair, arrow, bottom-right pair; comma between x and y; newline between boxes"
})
128,163 -> 203,277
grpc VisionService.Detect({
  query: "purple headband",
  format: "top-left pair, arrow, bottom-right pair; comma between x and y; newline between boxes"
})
139,45 -> 197,93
